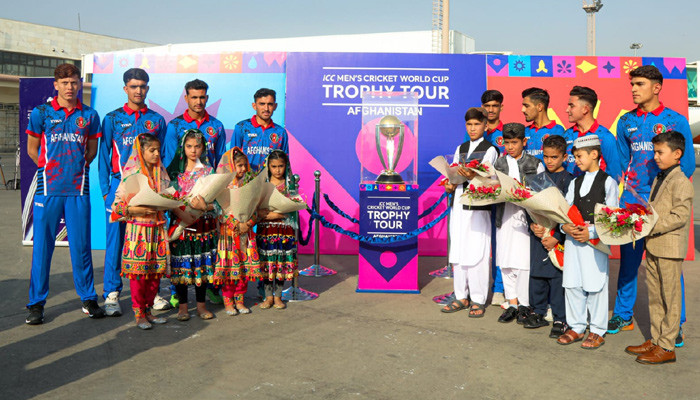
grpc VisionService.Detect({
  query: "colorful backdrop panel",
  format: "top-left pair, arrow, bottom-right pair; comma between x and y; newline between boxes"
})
89,51 -> 287,249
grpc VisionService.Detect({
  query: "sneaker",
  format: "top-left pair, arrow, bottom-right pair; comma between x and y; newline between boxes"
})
550,321 -> 568,338
516,305 -> 532,325
544,306 -> 553,322
207,288 -> 223,304
25,304 -> 44,325
675,327 -> 685,348
82,300 -> 106,319
491,292 -> 505,306
152,294 -> 171,311
169,294 -> 179,308
104,291 -> 122,317
523,313 -> 549,329
607,315 -> 634,334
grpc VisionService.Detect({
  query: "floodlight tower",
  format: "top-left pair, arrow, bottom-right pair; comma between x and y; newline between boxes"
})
431,0 -> 450,53
583,0 -> 603,56
630,43 -> 643,56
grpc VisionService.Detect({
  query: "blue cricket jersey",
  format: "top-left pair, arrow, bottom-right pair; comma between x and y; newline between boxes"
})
484,121 -> 505,155
98,104 -> 166,197
231,116 -> 288,171
525,120 -> 565,160
26,98 -> 101,196
564,120 -> 622,181
616,103 -> 695,205
162,111 -> 226,169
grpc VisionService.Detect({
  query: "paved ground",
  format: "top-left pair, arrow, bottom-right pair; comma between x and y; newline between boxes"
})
0,180 -> 699,399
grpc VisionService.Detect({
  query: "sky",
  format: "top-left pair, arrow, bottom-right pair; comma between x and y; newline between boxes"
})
5,0 -> 700,61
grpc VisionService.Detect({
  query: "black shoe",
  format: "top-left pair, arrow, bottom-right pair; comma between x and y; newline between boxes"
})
82,300 -> 106,319
523,313 -> 549,329
498,307 -> 518,323
25,304 -> 44,325
516,305 -> 532,325
550,321 -> 568,338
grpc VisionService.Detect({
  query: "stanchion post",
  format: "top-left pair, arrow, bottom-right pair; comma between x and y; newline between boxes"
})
300,170 -> 337,277
282,174 -> 318,301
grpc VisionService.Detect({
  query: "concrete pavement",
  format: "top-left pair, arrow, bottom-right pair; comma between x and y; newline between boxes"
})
0,185 -> 698,399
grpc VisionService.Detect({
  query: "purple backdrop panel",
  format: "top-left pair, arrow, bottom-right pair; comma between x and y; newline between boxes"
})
286,52 -> 487,255
357,190 -> 418,293
19,78 -> 70,245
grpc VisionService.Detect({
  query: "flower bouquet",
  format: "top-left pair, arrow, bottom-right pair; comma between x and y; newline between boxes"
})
259,183 -> 309,214
594,203 -> 657,245
429,155 -> 469,185
458,169 -> 516,207
505,186 -> 533,202
120,174 -> 185,210
168,172 -> 235,241
465,182 -> 502,201
464,158 -> 493,177
215,167 -> 269,223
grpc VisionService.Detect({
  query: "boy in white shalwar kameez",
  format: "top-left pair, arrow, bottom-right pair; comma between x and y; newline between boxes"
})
557,135 -> 619,349
442,108 -> 499,317
494,123 -> 544,324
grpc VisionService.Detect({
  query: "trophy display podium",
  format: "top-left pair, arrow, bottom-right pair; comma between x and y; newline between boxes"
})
357,92 -> 419,293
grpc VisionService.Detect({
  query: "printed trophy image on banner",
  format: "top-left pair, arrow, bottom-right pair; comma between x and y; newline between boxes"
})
358,91 -> 419,293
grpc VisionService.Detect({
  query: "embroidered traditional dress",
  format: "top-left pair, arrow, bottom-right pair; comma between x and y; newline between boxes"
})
111,140 -> 170,281
166,132 -> 218,287
257,184 -> 299,281
214,147 -> 261,285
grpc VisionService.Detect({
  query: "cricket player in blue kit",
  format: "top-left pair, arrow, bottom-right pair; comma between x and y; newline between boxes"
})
25,64 -> 104,325
611,66 -> 694,343
563,86 -> 622,180
98,68 -> 166,317
162,79 -> 226,169
522,87 -> 565,160
231,88 -> 288,171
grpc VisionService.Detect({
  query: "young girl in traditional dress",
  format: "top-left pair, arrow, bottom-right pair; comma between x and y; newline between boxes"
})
111,133 -> 170,330
257,150 -> 299,309
167,129 -> 218,321
215,147 -> 261,315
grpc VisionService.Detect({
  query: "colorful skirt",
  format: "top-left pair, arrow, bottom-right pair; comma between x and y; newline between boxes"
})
121,222 -> 168,280
257,220 -> 299,281
213,217 -> 261,285
169,215 -> 218,286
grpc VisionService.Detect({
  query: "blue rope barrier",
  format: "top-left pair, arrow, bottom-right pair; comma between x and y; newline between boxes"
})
307,193 -> 452,244
297,194 -> 315,246
418,192 -> 448,219
323,193 -> 359,224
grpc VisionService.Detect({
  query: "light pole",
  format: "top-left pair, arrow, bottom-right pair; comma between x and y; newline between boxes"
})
583,0 -> 603,56
630,43 -> 643,57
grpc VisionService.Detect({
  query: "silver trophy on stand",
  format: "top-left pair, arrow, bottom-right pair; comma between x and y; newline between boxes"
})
375,115 -> 405,184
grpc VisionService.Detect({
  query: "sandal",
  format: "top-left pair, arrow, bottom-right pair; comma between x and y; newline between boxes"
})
235,294 -> 251,314
259,299 -> 273,309
133,307 -> 152,330
557,329 -> 585,345
468,303 -> 486,318
581,332 -> 605,350
441,299 -> 468,313
177,313 -> 191,321
224,296 -> 238,316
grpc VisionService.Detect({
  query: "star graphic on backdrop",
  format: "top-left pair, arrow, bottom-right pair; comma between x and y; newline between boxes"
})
603,61 -> 615,73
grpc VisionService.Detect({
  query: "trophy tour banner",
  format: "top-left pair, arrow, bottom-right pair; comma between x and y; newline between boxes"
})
88,51 -> 286,249
285,52 -> 487,256
19,77 -> 70,246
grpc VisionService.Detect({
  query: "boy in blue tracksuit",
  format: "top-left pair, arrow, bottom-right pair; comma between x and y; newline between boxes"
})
522,87 -> 565,161
611,65 -> 694,338
25,64 -> 105,325
231,88 -> 288,172
162,79 -> 226,169
98,68 -> 166,317
563,86 -> 622,181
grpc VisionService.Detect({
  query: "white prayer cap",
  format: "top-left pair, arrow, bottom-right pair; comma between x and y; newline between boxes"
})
573,134 -> 601,149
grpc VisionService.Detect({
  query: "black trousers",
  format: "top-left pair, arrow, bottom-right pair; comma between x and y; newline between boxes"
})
175,284 -> 207,304
529,274 -> 565,322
